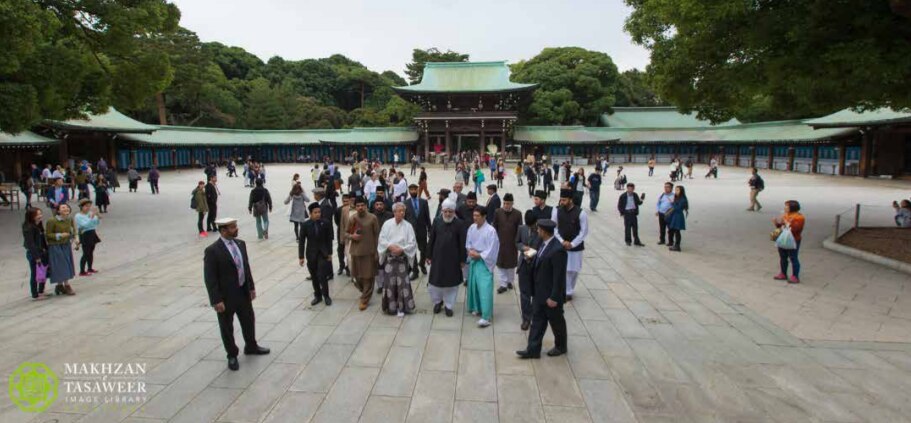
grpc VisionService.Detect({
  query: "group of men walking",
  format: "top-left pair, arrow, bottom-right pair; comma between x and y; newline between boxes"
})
203,163 -> 584,371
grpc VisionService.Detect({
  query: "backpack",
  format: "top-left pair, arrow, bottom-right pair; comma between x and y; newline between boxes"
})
190,192 -> 198,210
253,199 -> 268,217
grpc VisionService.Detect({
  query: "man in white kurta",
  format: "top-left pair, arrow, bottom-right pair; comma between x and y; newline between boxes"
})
551,189 -> 589,300
377,203 -> 418,317
392,172 -> 409,203
364,173 -> 378,203
466,207 -> 499,327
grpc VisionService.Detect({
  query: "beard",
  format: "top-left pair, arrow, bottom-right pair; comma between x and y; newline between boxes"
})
442,215 -> 454,223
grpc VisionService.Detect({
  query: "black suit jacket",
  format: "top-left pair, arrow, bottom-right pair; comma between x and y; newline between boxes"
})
204,238 -> 255,307
485,194 -> 501,224
617,192 -> 643,216
299,219 -> 332,261
531,238 -> 567,305
405,196 -> 431,241
319,198 -> 335,236
205,182 -> 218,206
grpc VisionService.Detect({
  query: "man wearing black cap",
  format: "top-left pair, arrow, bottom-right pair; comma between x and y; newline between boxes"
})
617,182 -> 645,247
554,188 -> 588,301
299,203 -> 333,306
525,163 -> 537,197
434,188 -> 451,222
204,218 -> 269,371
372,186 -> 392,212
516,218 -> 567,359
457,191 -> 479,222
530,190 -> 553,223
485,184 -> 500,224
405,184 -> 431,279
493,193 -> 522,293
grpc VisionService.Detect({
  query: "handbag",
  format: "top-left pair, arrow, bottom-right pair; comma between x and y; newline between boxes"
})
253,199 -> 268,217
775,227 -> 797,250
769,227 -> 782,241
36,263 -> 48,284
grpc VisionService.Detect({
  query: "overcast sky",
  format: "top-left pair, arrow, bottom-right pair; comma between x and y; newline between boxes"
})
170,0 -> 651,78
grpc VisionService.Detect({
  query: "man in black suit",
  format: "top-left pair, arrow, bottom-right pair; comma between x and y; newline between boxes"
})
334,193 -> 351,276
203,218 -> 270,371
313,187 -> 336,278
205,175 -> 219,232
617,182 -> 646,247
516,219 -> 567,359
485,184 -> 501,224
299,203 -> 333,306
405,184 -> 431,279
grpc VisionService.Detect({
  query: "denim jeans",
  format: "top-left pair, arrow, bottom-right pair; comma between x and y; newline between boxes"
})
589,190 -> 600,210
255,214 -> 270,238
778,240 -> 801,277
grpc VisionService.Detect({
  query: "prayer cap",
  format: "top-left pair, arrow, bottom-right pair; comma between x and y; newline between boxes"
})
442,199 -> 457,210
503,193 -> 514,202
466,192 -> 477,200
560,189 -> 573,199
534,190 -> 547,199
536,219 -> 556,233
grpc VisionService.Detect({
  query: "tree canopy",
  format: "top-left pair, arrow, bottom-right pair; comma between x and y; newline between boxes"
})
511,47 -> 620,125
0,0 -> 180,133
614,69 -> 667,108
404,48 -> 470,84
625,0 -> 911,123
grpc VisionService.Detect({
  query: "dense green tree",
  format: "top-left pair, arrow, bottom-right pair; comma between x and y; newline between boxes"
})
614,69 -> 666,108
241,78 -> 288,129
203,42 -> 264,80
404,48 -> 470,84
511,47 -> 619,125
0,0 -> 180,133
625,0 -> 911,123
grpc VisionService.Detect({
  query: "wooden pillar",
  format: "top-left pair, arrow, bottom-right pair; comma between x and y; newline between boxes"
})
719,147 -> 726,165
445,127 -> 451,157
837,140 -> 847,176
109,139 -> 118,169
500,131 -> 506,159
811,145 -> 820,174
129,149 -> 137,168
767,145 -> 774,169
569,146 -> 574,164
172,149 -> 178,169
423,132 -> 429,160
151,147 -> 158,167
627,147 -> 632,163
787,147 -> 795,171
14,150 -> 23,179
750,146 -> 756,168
735,147 -> 740,167
859,131 -> 872,177
58,138 -> 69,165
480,123 -> 486,156
697,145 -> 703,163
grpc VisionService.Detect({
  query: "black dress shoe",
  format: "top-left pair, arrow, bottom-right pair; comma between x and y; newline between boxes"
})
244,346 -> 270,355
634,242 -> 645,247
409,273 -> 418,281
546,347 -> 566,357
658,240 -> 665,245
310,297 -> 323,306
324,297 -> 332,306
497,286 -> 507,294
445,307 -> 453,317
515,350 -> 540,359
433,302 -> 443,314
521,320 -> 530,331
345,268 -> 350,276
227,357 -> 239,371
420,265 -> 427,275
566,294 -> 573,302
626,242 -> 632,247
337,268 -> 345,275
376,287 -> 383,294
507,283 -> 514,290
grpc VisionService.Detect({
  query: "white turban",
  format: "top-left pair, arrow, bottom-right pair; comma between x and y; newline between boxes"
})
442,199 -> 457,211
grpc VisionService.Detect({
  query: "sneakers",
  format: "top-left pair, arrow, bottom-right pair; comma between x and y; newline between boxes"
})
199,231 -> 208,238
773,273 -> 787,280
477,319 -> 491,328
788,276 -> 800,284
88,269 -> 98,274
397,311 -> 405,318
79,271 -> 91,277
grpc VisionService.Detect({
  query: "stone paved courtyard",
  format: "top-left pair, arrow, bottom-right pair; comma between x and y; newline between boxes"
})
1,163 -> 910,423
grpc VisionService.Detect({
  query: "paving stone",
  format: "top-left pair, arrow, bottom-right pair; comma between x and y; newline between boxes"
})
261,391 -> 324,423
289,342 -> 356,393
456,349 -> 497,402
578,378 -> 637,423
453,401 -> 499,423
168,387 -> 241,423
311,366 -> 379,423
349,326 -> 397,368
218,362 -> 300,422
532,357 -> 585,407
422,330 -> 461,372
407,371 -> 456,423
358,395 -> 411,423
134,360 -> 225,419
372,346 -> 423,397
497,374 -> 546,423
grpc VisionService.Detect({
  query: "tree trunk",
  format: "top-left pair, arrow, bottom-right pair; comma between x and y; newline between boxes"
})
155,92 -> 168,125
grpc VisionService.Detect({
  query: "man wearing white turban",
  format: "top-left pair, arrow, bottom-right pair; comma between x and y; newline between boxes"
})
426,199 -> 466,316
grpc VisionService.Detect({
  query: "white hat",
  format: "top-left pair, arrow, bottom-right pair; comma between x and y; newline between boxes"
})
442,199 -> 457,211
214,218 -> 238,227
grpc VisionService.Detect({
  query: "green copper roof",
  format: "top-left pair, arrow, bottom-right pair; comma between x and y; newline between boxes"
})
394,61 -> 537,94
0,130 -> 59,146
589,119 -> 855,144
513,126 -> 617,144
46,108 -> 157,133
120,126 -> 417,146
806,108 -> 911,128
601,107 -> 740,128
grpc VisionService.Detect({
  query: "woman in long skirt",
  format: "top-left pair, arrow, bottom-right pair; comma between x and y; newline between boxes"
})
94,175 -> 110,213
379,253 -> 415,316
45,203 -> 77,295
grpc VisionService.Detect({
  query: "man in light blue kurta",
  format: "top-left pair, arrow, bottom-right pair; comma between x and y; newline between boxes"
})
466,207 -> 499,327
